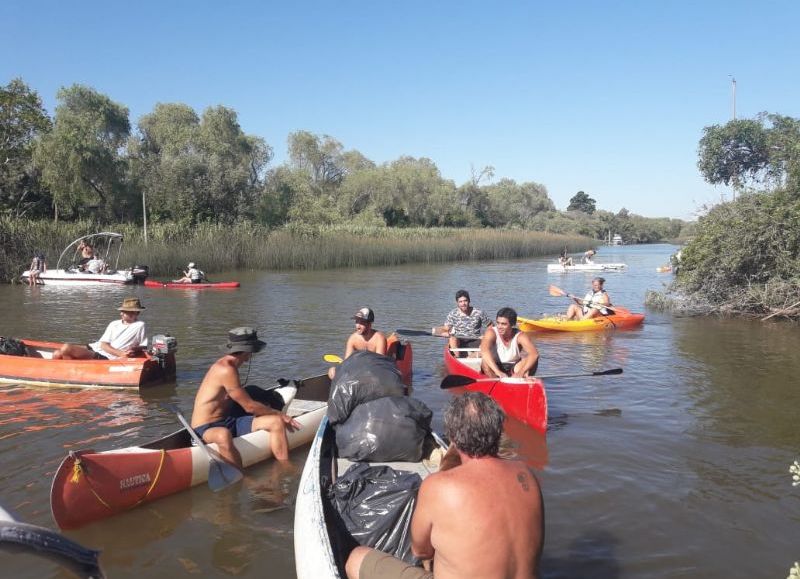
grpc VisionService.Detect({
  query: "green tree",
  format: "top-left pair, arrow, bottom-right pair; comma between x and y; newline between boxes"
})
483,179 -> 555,227
0,78 -> 52,217
697,118 -> 770,187
567,190 -> 596,214
34,85 -> 131,221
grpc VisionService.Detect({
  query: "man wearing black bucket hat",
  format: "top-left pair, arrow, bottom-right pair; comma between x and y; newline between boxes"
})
191,327 -> 301,468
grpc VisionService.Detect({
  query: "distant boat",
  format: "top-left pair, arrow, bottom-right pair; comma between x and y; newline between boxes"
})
611,234 -> 623,246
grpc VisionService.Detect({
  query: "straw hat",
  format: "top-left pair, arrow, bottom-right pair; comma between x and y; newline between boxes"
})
118,297 -> 146,312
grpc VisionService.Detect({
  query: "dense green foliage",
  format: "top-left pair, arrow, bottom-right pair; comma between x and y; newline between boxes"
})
0,217 -> 589,283
0,78 -> 684,243
671,112 -> 800,317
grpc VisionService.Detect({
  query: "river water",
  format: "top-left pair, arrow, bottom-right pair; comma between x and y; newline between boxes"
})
1,244 -> 798,578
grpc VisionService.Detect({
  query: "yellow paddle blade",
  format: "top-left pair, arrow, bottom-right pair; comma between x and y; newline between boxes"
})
548,284 -> 566,297
323,354 -> 343,364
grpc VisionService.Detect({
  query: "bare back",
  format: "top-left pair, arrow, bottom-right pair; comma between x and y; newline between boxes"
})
412,457 -> 544,579
191,357 -> 241,427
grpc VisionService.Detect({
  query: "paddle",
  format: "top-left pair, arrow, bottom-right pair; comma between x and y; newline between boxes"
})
323,354 -> 343,363
440,368 -> 623,389
163,404 -> 243,492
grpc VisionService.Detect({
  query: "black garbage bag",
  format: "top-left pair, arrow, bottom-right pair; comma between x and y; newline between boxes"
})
329,462 -> 422,564
328,350 -> 405,425
335,396 -> 433,462
0,337 -> 28,357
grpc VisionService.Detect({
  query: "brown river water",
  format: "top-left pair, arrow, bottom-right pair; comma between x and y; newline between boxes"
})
1,244 -> 799,578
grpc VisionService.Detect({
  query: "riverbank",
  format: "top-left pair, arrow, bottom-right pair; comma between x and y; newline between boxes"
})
0,219 -> 591,283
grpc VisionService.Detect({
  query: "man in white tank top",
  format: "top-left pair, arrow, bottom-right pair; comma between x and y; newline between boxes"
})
480,307 -> 539,378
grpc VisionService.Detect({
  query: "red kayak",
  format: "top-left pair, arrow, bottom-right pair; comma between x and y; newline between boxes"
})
443,346 -> 547,434
144,280 -> 240,289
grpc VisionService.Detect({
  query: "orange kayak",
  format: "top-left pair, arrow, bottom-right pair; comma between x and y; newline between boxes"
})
518,310 -> 644,332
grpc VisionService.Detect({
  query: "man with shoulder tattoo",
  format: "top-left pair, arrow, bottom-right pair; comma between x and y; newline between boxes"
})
346,392 -> 544,579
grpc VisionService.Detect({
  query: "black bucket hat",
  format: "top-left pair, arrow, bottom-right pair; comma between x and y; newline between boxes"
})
224,327 -> 266,354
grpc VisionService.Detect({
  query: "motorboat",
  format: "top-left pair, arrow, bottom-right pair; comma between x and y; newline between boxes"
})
20,232 -> 149,286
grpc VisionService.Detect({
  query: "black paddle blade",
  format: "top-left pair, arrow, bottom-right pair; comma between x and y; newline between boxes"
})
594,368 -> 623,376
396,328 -> 436,337
440,374 -> 477,389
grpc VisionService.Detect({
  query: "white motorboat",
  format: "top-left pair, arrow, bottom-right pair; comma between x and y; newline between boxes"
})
21,232 -> 149,286
547,262 -> 628,273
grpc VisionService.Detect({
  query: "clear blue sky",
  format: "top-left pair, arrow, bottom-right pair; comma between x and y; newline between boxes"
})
3,0 -> 798,220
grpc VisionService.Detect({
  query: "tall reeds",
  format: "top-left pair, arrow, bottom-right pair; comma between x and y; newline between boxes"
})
0,218 -> 590,282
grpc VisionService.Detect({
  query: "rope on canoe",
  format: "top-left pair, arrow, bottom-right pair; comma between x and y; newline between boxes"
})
69,449 -> 167,510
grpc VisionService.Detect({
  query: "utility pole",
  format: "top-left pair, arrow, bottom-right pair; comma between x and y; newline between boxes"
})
730,75 -> 738,200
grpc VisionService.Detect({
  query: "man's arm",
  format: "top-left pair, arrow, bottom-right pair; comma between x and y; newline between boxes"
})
374,332 -> 388,355
343,334 -> 357,358
516,333 -> 540,377
410,477 -> 437,560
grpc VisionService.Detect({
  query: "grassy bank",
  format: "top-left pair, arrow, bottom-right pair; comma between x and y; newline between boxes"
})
1,219 -> 591,282
646,189 -> 800,320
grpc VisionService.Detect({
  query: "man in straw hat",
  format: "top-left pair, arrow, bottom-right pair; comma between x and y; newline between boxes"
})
54,297 -> 148,360
327,307 -> 388,379
191,327 -> 301,467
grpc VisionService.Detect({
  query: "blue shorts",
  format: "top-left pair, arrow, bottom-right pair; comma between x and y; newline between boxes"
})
194,415 -> 254,439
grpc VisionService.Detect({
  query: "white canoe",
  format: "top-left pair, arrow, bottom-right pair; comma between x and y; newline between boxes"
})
294,416 -> 445,579
547,263 -> 627,273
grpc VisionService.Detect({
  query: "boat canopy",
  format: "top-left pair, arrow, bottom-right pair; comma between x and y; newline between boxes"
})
55,232 -> 125,272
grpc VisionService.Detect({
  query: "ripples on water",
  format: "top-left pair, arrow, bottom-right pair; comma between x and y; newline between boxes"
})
1,244 -> 799,578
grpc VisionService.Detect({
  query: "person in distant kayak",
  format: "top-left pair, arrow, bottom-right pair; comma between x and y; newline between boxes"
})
583,248 -> 597,264
173,262 -> 206,284
191,327 -> 301,468
565,277 -> 613,320
345,392 -> 544,579
328,307 -> 387,378
480,307 -> 539,378
558,250 -> 573,267
53,297 -> 147,360
441,290 -> 493,358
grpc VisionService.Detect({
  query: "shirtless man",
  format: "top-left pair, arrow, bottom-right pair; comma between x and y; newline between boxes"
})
480,307 -> 539,378
346,392 -> 544,579
328,307 -> 387,379
191,327 -> 300,468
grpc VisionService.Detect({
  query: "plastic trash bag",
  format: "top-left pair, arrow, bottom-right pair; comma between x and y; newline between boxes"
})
336,396 -> 433,462
329,462 -> 422,564
328,350 -> 405,425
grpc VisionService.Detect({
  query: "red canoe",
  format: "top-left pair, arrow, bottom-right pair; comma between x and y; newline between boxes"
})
443,346 -> 547,434
0,338 -> 176,390
144,280 -> 240,289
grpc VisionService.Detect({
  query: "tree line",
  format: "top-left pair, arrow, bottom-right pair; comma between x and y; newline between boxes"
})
1,78 -> 685,242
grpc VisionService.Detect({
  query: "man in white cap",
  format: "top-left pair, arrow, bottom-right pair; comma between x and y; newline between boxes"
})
191,327 -> 301,467
328,307 -> 388,379
172,262 -> 206,284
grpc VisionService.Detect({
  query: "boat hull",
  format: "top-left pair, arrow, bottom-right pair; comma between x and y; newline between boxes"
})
295,416 -> 444,579
0,339 -> 175,390
518,312 -> 645,332
547,263 -> 627,273
443,346 -> 547,434
21,269 -> 139,286
143,280 -> 240,289
50,375 -> 333,529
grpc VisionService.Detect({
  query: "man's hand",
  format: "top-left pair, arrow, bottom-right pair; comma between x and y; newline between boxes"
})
282,415 -> 301,432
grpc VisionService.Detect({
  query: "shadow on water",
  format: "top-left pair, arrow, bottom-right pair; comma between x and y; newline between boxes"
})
541,529 -> 621,579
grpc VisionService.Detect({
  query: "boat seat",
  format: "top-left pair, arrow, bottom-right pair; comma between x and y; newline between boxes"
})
285,399 -> 327,418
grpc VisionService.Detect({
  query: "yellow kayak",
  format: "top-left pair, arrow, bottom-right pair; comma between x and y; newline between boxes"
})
518,310 -> 644,332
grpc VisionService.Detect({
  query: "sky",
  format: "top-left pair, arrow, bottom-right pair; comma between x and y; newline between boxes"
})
3,0 -> 799,220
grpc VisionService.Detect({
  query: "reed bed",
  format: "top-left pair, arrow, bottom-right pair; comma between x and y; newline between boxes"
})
1,219 -> 590,282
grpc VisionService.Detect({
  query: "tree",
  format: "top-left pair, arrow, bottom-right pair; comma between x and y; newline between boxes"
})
483,178 -> 555,227
0,78 -> 52,217
34,85 -> 131,221
567,191 -> 596,214
697,118 -> 770,187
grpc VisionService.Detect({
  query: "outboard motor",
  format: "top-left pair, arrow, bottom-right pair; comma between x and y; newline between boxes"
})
149,334 -> 178,367
130,264 -> 149,284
